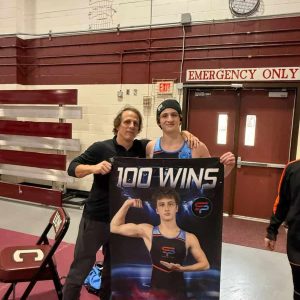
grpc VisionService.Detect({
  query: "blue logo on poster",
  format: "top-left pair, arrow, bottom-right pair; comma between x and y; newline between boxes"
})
192,197 -> 212,218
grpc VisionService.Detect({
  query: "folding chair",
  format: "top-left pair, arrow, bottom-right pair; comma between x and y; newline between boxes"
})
0,207 -> 70,300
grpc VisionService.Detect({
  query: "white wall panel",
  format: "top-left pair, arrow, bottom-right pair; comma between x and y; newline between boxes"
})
117,1 -> 150,27
2,1 -> 300,35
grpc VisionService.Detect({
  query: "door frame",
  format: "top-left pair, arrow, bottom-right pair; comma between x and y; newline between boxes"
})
182,82 -> 300,216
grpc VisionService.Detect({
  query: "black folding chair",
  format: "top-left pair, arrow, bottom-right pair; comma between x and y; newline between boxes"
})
0,207 -> 70,300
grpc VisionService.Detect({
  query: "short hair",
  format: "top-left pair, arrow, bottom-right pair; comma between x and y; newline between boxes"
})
152,187 -> 180,207
113,106 -> 143,135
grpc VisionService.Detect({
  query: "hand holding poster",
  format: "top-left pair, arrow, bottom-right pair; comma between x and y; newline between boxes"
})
110,157 -> 224,300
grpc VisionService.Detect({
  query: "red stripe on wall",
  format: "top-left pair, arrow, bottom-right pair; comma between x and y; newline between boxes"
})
0,181 -> 62,207
0,89 -> 77,104
0,149 -> 66,170
2,17 -> 300,85
0,120 -> 72,138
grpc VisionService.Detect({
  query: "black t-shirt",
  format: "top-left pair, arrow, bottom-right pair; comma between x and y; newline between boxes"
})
68,136 -> 148,222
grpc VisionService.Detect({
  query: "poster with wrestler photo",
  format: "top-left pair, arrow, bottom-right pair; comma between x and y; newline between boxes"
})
110,157 -> 223,300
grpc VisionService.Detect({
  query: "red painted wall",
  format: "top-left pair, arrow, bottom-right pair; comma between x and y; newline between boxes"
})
1,16 -> 300,85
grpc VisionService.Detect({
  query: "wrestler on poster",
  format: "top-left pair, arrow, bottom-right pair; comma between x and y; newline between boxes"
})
110,157 -> 224,300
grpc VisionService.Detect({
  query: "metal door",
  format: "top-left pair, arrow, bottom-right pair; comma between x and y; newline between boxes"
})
234,89 -> 295,218
187,89 -> 238,213
187,88 -> 295,219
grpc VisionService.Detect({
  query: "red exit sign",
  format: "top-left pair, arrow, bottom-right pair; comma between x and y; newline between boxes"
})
157,81 -> 173,94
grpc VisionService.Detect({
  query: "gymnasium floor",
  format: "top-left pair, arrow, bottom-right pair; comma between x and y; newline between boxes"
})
0,198 -> 293,300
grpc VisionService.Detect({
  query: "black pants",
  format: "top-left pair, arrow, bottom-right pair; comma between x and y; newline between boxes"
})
291,263 -> 300,300
63,215 -> 110,300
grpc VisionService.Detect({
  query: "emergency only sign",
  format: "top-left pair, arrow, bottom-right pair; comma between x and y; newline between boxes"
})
186,67 -> 300,81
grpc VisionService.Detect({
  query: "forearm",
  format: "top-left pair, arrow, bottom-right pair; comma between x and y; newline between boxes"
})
224,164 -> 234,178
68,152 -> 97,178
181,260 -> 210,272
74,164 -> 95,178
267,166 -> 290,240
266,213 -> 282,240
68,141 -> 105,177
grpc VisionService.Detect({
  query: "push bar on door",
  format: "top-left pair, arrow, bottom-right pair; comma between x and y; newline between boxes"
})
237,157 -> 285,169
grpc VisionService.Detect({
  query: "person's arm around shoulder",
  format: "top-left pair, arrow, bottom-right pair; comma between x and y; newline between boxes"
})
181,130 -> 200,149
111,199 -> 152,239
146,140 -> 156,158
191,141 -> 211,158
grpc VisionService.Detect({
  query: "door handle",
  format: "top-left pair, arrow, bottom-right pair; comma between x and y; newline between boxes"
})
237,157 -> 285,169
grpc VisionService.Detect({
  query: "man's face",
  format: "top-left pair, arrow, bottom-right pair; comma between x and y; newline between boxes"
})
116,110 -> 140,142
158,108 -> 181,132
156,197 -> 178,221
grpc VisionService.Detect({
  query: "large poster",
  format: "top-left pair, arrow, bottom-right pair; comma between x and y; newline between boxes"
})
110,157 -> 223,300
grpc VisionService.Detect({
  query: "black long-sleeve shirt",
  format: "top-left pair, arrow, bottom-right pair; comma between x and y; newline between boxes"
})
68,136 -> 148,222
266,160 -> 300,264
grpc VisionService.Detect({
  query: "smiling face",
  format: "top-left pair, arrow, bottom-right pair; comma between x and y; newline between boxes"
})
116,110 -> 140,144
156,197 -> 179,221
158,108 -> 181,133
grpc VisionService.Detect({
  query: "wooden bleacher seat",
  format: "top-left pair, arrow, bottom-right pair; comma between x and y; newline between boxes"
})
0,89 -> 81,206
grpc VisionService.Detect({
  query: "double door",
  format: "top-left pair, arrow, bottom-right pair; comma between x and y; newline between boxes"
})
187,88 -> 295,219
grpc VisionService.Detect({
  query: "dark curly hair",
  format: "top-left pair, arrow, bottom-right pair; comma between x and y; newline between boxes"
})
113,106 -> 143,135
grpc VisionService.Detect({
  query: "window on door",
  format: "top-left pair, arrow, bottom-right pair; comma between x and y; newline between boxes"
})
217,113 -> 228,145
244,115 -> 256,146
